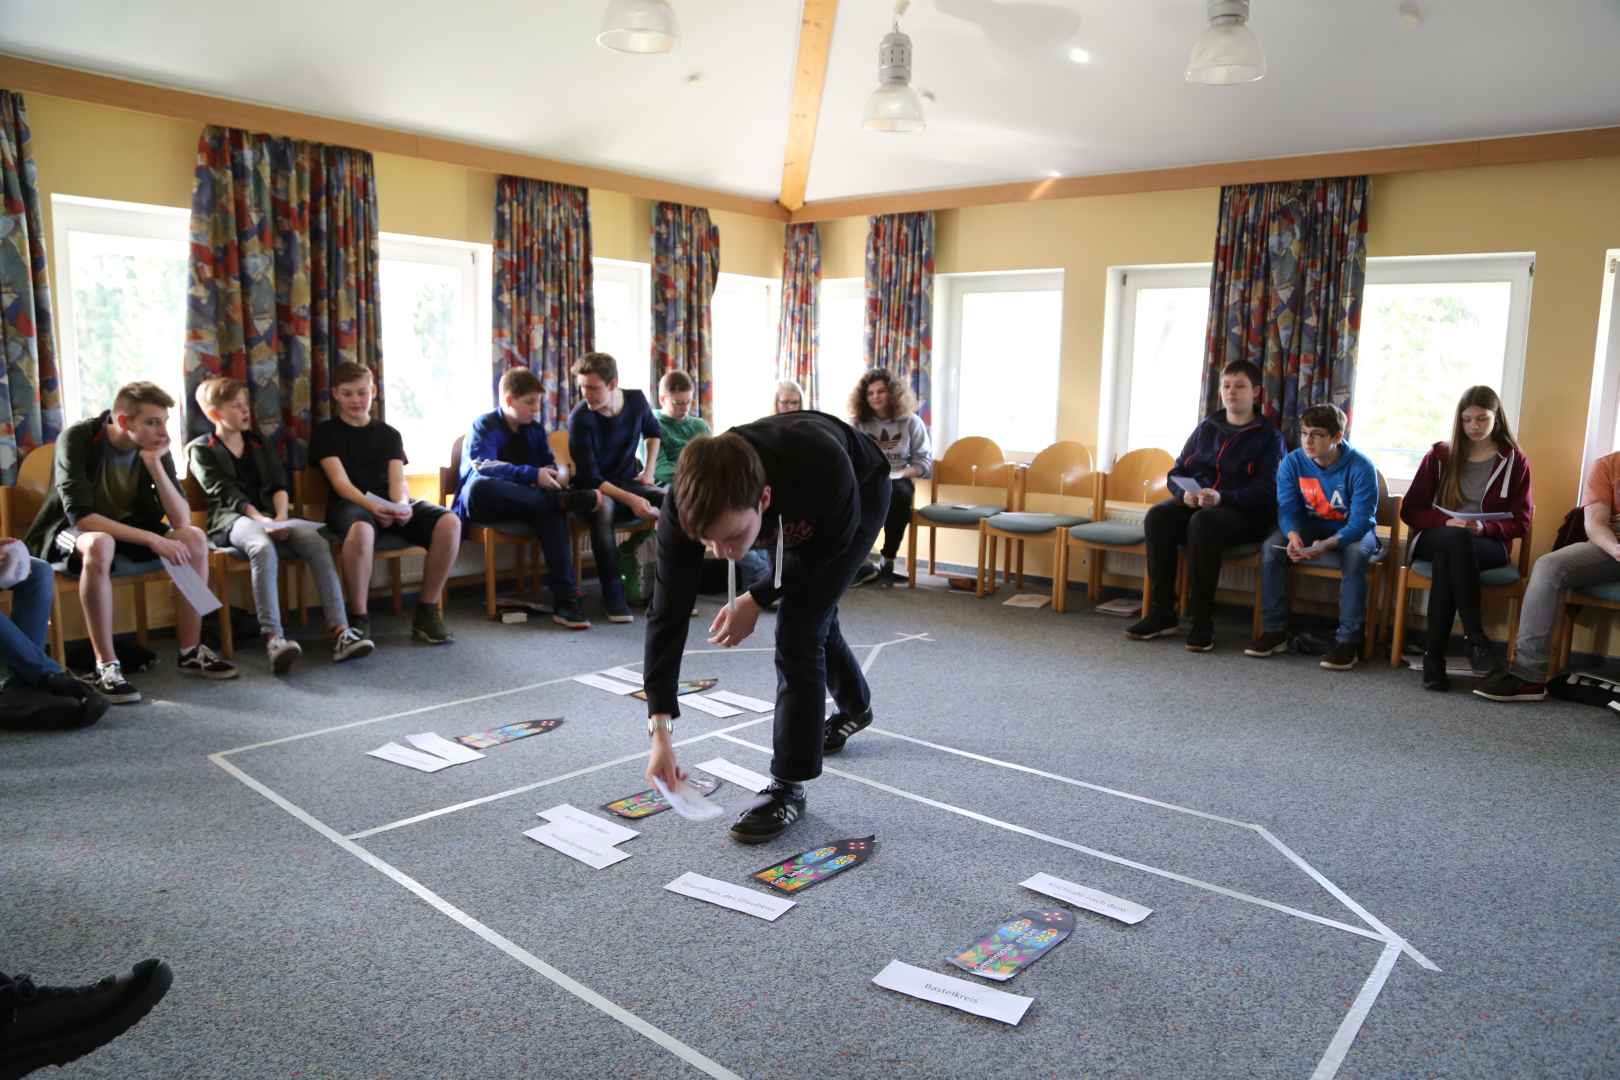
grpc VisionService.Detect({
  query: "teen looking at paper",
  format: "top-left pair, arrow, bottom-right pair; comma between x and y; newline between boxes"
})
642,411 -> 890,843
1127,358 -> 1284,652
1399,386 -> 1532,690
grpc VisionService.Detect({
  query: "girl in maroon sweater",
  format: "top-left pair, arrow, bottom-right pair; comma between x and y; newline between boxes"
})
1399,386 -> 1533,690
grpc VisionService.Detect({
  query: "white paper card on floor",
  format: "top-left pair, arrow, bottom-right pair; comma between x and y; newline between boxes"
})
664,872 -> 795,921
693,757 -> 771,793
404,733 -> 485,764
651,776 -> 726,820
1094,597 -> 1141,617
871,960 -> 1033,1026
524,824 -> 632,869
1020,872 -> 1152,925
598,666 -> 644,685
367,743 -> 456,773
573,673 -> 642,695
163,560 -> 222,616
680,694 -> 744,718
705,689 -> 775,713
536,803 -> 639,846
1003,594 -> 1051,609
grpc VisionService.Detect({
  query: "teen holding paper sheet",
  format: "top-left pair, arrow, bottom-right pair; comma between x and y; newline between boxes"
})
1399,386 -> 1533,690
642,411 -> 890,843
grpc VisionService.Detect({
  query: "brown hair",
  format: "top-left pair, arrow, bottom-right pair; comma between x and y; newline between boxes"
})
500,367 -> 544,400
330,361 -> 374,389
195,376 -> 247,415
848,368 -> 915,424
1299,403 -> 1346,438
674,433 -> 766,539
572,352 -> 618,384
1221,358 -> 1263,390
659,369 -> 694,397
1439,385 -> 1517,508
112,381 -> 175,417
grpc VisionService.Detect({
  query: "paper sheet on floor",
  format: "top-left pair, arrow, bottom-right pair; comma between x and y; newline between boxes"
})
404,733 -> 485,764
1003,593 -> 1050,608
693,757 -> 770,793
524,823 -> 631,869
946,909 -> 1073,981
598,666 -> 644,684
705,689 -> 774,713
1020,872 -> 1152,924
367,742 -> 455,772
536,804 -> 639,846
651,775 -> 726,820
680,694 -> 744,718
573,673 -> 642,695
871,960 -> 1032,1025
664,872 -> 795,921
163,560 -> 222,616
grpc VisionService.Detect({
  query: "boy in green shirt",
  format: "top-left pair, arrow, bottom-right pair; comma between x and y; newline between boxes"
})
653,370 -> 710,486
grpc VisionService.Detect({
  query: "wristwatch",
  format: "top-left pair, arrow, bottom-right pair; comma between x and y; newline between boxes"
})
648,715 -> 675,737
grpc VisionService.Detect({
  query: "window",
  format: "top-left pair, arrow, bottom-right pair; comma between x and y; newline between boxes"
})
1103,264 -> 1209,468
593,259 -> 651,396
378,234 -> 493,475
708,272 -> 779,432
50,196 -> 191,452
818,277 -> 868,416
935,271 -> 1064,457
1581,249 -> 1620,479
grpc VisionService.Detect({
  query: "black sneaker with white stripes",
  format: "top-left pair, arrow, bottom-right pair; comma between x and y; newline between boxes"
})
177,644 -> 238,680
823,708 -> 873,754
728,781 -> 805,844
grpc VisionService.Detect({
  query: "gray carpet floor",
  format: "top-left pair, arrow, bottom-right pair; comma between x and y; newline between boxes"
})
3,574 -> 1617,1079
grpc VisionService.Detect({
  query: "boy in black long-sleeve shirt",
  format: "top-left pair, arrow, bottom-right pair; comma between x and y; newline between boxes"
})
642,410 -> 890,843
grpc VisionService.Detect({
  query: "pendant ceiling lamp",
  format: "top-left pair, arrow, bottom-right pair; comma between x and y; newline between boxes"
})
1185,0 -> 1265,85
597,0 -> 678,54
863,0 -> 925,133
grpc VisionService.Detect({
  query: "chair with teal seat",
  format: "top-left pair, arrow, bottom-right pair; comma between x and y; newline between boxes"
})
977,441 -> 1095,598
1549,579 -> 1620,674
1056,447 -> 1173,614
1278,469 -> 1397,661
906,436 -> 1016,588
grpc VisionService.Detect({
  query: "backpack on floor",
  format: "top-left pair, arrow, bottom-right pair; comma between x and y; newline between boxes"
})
0,686 -> 100,730
1552,507 -> 1587,551
1546,670 -> 1620,711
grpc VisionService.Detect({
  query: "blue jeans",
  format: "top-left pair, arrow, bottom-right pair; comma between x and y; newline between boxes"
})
1261,524 -> 1380,643
460,475 -> 576,595
1,557 -> 63,686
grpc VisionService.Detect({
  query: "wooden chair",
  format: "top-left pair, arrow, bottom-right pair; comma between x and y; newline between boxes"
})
1277,469 -> 1399,660
977,441 -> 1096,598
1056,448 -> 1173,614
1174,541 -> 1267,641
549,429 -> 655,588
906,436 -> 1017,588
438,435 -> 543,620
0,443 -> 170,666
1388,502 -> 1534,667
180,473 -> 295,659
295,466 -> 425,616
1550,582 -> 1620,675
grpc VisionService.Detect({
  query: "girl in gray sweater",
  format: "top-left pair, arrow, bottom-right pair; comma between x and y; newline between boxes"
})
849,368 -> 931,584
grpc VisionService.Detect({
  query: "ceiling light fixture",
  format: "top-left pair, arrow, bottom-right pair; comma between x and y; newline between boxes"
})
863,0 -> 925,133
1066,46 -> 1091,64
596,0 -> 678,54
1185,0 -> 1265,85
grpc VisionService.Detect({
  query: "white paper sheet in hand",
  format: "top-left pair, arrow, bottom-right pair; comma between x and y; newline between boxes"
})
680,694 -> 743,718
524,823 -> 631,869
871,960 -> 1032,1025
367,742 -> 455,772
404,733 -> 484,764
705,689 -> 774,713
537,804 -> 639,846
1021,872 -> 1152,924
651,775 -> 725,820
1169,476 -> 1203,495
1434,506 -> 1513,522
163,560 -> 222,616
664,872 -> 795,921
693,757 -> 771,793
573,673 -> 642,695
598,666 -> 644,685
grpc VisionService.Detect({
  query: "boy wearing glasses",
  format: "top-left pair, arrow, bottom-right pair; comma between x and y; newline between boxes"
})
1246,403 -> 1380,670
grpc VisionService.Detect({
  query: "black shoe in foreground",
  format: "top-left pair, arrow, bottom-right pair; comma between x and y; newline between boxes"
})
1466,636 -> 1501,676
1124,611 -> 1179,641
823,708 -> 873,754
1473,671 -> 1548,702
551,597 -> 592,630
1319,639 -> 1361,671
1421,651 -> 1451,692
729,782 -> 805,845
850,562 -> 881,588
1184,625 -> 1215,652
1244,630 -> 1290,657
0,959 -> 173,1079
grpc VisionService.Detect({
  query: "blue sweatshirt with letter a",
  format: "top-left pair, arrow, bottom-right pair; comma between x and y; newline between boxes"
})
1275,440 -> 1379,546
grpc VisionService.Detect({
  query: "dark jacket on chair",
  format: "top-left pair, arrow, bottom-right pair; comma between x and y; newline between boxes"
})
24,413 -> 177,560
185,431 -> 292,544
1167,411 -> 1286,514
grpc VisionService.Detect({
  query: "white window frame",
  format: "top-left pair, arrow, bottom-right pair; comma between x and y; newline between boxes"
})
932,269 -> 1065,460
816,276 -> 867,414
593,257 -> 653,393
1580,248 -> 1620,479
1100,263 -> 1209,470
709,270 -> 780,432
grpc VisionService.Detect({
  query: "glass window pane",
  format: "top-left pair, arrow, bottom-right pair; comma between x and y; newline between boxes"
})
958,289 -> 1061,453
709,278 -> 777,432
381,256 -> 483,472
1125,286 -> 1207,456
593,271 -> 646,395
818,283 -> 867,416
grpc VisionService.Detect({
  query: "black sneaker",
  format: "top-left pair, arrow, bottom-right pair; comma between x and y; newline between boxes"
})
1466,636 -> 1501,676
1473,671 -> 1548,702
178,644 -> 239,680
1244,630 -> 1290,657
412,603 -> 454,645
86,662 -> 140,705
0,958 -> 173,1077
876,558 -> 905,585
851,561 -> 881,587
1422,651 -> 1451,692
1320,639 -> 1360,670
331,626 -> 375,663
1124,611 -> 1179,641
604,594 -> 633,624
1184,626 -> 1215,652
728,781 -> 805,844
552,595 -> 592,630
823,708 -> 873,754
350,614 -> 371,641
43,673 -> 109,728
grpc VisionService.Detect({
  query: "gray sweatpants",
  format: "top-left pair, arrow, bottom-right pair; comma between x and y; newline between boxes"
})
1510,540 -> 1620,681
227,518 -> 348,639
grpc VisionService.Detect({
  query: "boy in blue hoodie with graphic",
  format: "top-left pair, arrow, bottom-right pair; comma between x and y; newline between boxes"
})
1246,403 -> 1380,671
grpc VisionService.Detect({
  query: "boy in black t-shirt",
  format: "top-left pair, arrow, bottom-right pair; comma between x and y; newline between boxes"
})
308,362 -> 462,644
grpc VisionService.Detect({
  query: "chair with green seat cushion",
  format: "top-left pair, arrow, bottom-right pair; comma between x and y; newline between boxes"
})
1552,578 -> 1620,673
1172,540 -> 1267,639
1056,447 -> 1174,614
977,440 -> 1097,598
917,503 -> 1001,527
906,436 -> 1015,588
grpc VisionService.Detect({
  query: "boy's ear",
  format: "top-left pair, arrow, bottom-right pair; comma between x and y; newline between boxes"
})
759,485 -> 772,513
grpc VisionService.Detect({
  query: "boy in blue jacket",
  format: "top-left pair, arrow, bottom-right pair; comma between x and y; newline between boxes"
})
1246,403 -> 1381,670
455,367 -> 600,630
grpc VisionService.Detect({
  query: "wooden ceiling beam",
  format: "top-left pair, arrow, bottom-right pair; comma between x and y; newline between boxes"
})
777,0 -> 839,214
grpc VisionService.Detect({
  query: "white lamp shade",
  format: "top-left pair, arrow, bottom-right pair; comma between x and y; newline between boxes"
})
1185,20 -> 1265,84
863,83 -> 925,133
597,0 -> 678,54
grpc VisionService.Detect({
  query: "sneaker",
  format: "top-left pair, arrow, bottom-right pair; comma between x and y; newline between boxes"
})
411,603 -> 454,645
876,558 -> 905,585
86,662 -> 140,705
1124,611 -> 1180,641
1184,626 -> 1215,652
604,595 -> 634,624
551,596 -> 592,630
1466,636 -> 1501,676
823,708 -> 873,754
1473,671 -> 1548,702
350,614 -> 371,641
1245,630 -> 1291,657
178,644 -> 239,680
1319,640 -> 1360,670
43,672 -> 108,728
331,626 -> 375,663
728,781 -> 806,844
266,636 -> 302,676
1421,651 -> 1451,692
0,959 -> 174,1077
851,561 -> 881,587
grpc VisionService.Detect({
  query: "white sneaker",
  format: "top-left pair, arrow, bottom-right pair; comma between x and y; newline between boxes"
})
332,626 -> 375,663
266,636 -> 302,675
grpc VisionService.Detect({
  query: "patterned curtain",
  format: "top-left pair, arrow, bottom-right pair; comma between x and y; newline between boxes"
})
493,177 -> 594,430
0,91 -> 60,485
1199,177 -> 1369,446
650,202 -> 720,419
184,125 -> 382,469
864,212 -> 934,425
776,222 -> 820,409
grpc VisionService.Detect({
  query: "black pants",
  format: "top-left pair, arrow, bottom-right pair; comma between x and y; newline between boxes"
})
578,480 -> 663,603
1411,528 -> 1508,650
771,472 -> 890,783
1142,499 -> 1273,629
879,478 -> 914,560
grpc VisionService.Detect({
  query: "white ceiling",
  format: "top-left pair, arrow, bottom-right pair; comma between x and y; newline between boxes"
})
3,0 -> 1619,206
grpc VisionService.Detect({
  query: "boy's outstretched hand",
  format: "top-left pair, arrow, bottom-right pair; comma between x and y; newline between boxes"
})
708,592 -> 760,647
645,727 -> 687,790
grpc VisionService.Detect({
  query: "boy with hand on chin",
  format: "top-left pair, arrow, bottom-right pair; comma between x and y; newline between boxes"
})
309,361 -> 462,645
24,381 -> 237,703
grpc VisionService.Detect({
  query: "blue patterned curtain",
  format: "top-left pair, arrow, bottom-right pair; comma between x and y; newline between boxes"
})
776,223 -> 820,409
0,90 -> 60,485
864,212 -> 933,425
651,202 -> 720,419
492,178 -> 594,430
1199,177 -> 1369,446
